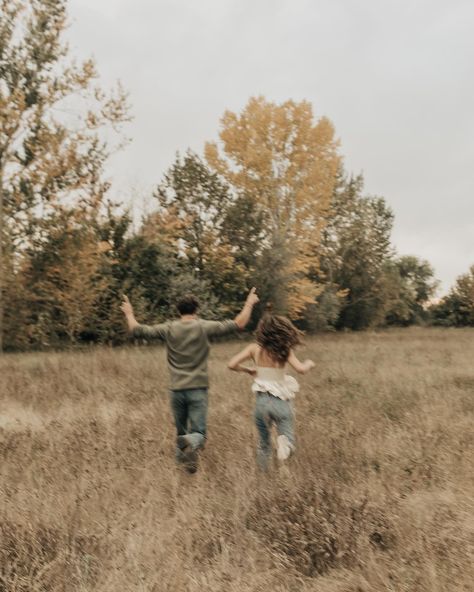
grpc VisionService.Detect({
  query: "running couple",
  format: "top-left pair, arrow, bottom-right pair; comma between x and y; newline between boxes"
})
121,288 -> 314,473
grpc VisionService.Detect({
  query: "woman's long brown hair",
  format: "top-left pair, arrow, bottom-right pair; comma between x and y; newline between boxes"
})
255,304 -> 302,365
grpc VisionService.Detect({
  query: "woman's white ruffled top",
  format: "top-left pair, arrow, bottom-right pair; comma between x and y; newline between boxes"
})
251,367 -> 299,401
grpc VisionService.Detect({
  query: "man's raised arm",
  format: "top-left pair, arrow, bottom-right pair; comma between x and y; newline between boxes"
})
120,295 -> 168,340
234,287 -> 260,330
120,295 -> 139,332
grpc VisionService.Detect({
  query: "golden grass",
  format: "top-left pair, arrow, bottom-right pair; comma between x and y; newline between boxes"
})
1,328 -> 473,591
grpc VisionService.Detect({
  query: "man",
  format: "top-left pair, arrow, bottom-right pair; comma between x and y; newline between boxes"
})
120,288 -> 259,472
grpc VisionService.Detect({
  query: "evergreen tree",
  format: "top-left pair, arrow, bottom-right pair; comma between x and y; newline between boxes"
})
147,151 -> 249,314
317,171 -> 395,329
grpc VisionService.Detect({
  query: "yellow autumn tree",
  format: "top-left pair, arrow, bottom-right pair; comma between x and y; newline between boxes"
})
205,96 -> 340,317
0,0 -> 130,350
20,208 -> 109,346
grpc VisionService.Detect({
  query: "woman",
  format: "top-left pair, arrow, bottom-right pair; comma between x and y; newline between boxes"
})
227,310 -> 315,470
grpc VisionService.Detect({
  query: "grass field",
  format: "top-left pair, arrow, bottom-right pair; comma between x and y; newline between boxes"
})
1,328 -> 473,591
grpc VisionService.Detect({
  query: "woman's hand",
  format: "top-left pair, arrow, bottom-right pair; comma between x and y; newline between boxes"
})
288,351 -> 315,374
228,364 -> 256,376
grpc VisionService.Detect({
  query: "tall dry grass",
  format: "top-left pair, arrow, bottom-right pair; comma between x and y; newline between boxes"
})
0,328 -> 473,591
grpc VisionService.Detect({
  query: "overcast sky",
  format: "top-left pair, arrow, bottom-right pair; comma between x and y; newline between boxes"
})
67,0 -> 473,294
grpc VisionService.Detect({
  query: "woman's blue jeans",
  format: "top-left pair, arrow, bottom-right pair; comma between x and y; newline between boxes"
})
254,392 -> 295,470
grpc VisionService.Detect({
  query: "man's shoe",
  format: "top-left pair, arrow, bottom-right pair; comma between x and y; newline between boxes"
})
177,435 -> 198,473
177,435 -> 191,450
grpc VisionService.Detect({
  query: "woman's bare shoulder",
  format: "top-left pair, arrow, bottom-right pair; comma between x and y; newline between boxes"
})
249,342 -> 259,354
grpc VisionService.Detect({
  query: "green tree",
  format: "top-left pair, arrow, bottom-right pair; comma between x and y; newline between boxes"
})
318,172 -> 395,329
153,151 -> 231,272
385,256 -> 438,326
431,265 -> 474,327
147,151 -> 249,314
220,193 -> 265,273
82,204 -> 182,345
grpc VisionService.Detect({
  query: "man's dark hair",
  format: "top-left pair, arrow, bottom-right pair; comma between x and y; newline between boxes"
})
176,294 -> 200,315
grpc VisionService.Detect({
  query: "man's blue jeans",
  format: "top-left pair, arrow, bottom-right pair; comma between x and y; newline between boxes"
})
170,388 -> 208,460
254,392 -> 295,470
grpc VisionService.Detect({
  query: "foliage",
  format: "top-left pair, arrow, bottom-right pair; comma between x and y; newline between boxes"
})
0,3 -> 450,348
19,209 -> 108,346
154,150 -> 231,273
148,151 -> 252,314
205,96 -> 340,316
89,207 -> 178,344
0,0 -> 130,350
431,265 -> 474,327
385,256 -> 438,326
0,0 -> 129,245
317,172 -> 395,329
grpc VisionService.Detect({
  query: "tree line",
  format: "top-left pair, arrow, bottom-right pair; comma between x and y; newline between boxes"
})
0,0 -> 472,351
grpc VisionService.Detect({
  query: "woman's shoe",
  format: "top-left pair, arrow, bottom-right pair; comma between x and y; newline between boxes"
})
276,435 -> 292,461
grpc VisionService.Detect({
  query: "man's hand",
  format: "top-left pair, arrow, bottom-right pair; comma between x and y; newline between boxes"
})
245,287 -> 260,307
234,287 -> 259,330
120,295 -> 134,317
120,295 -> 139,331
